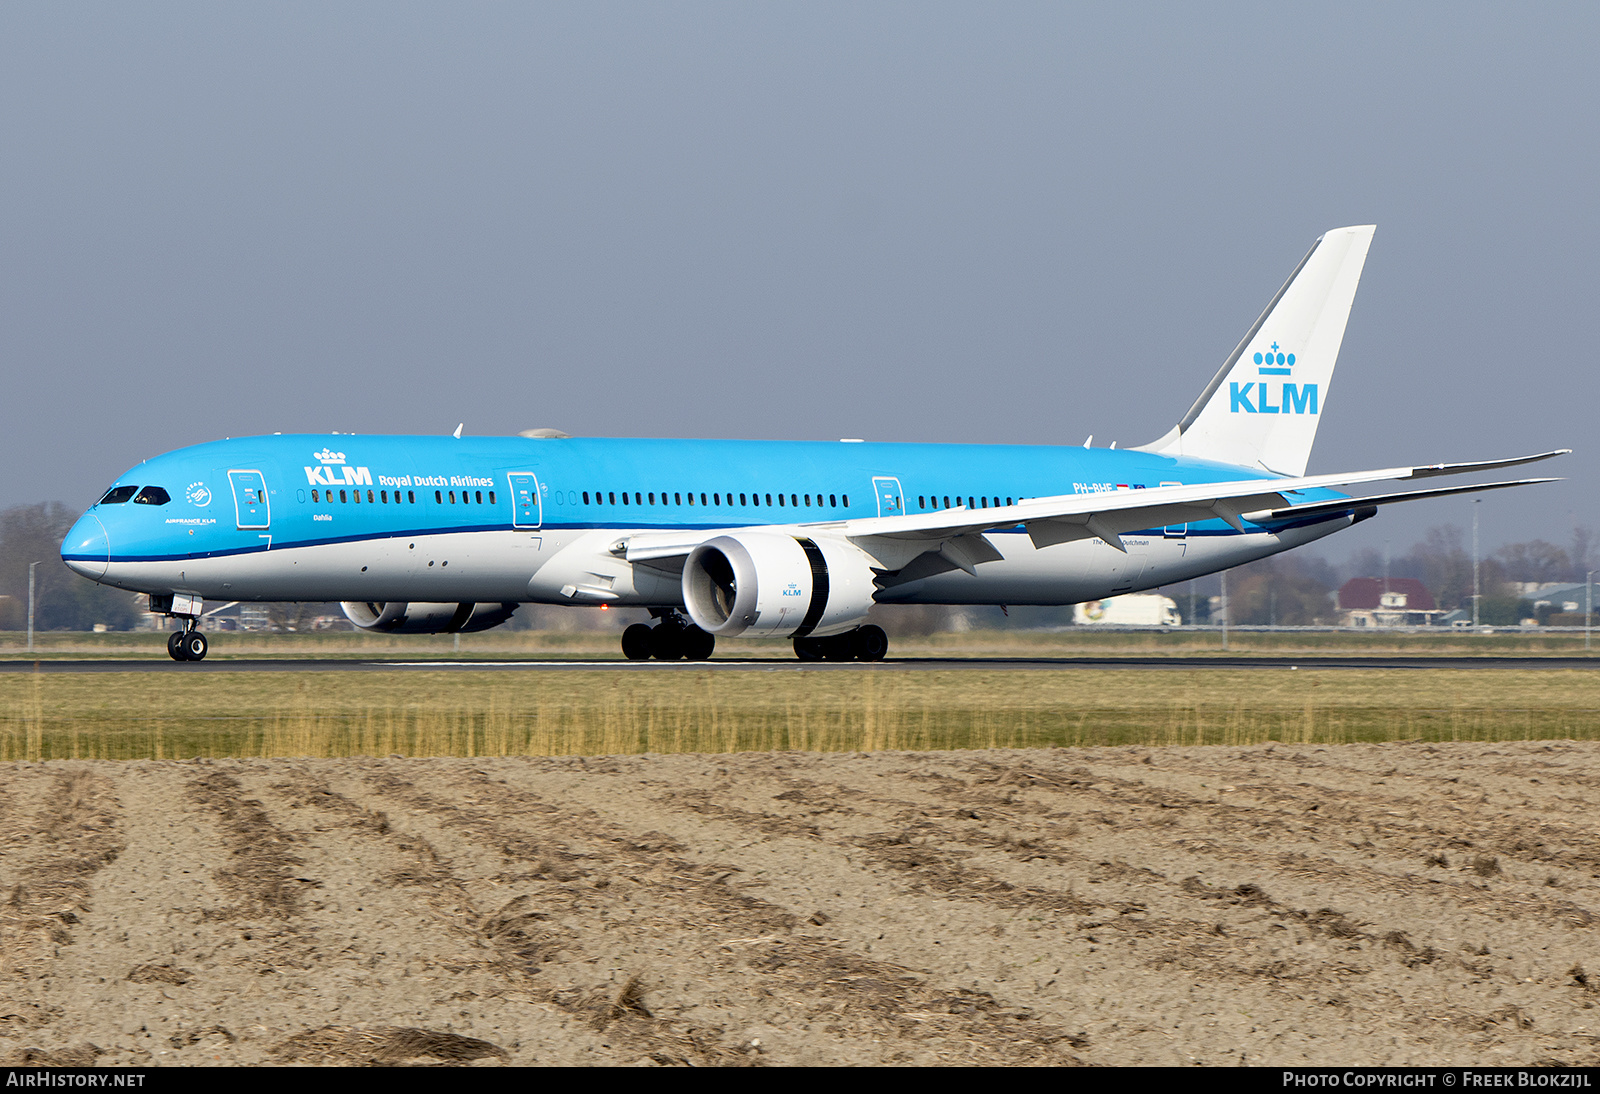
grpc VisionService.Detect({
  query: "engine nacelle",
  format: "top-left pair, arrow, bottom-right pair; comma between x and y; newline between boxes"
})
682,533 -> 877,638
340,601 -> 519,634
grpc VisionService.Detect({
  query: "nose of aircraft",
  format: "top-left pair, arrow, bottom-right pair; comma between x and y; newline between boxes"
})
62,513 -> 110,580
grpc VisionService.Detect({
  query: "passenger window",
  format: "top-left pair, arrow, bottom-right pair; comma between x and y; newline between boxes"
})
99,485 -> 139,505
408,491 -> 415,504
842,494 -> 849,507
582,491 -> 590,504
622,492 -> 629,505
341,490 -> 349,503
804,494 -> 810,506
648,492 -> 655,504
435,490 -> 442,503
687,493 -> 695,506
675,493 -> 681,505
132,486 -> 171,506
830,494 -> 837,507
740,493 -> 747,505
1007,497 -> 1013,506
475,491 -> 482,504
777,494 -> 784,507
608,492 -> 615,505
312,489 -> 320,503
368,490 -> 375,504
713,493 -> 720,505
634,492 -> 641,505
489,491 -> 496,505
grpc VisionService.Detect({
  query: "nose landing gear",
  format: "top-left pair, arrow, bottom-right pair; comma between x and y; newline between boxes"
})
151,594 -> 209,661
622,611 -> 715,661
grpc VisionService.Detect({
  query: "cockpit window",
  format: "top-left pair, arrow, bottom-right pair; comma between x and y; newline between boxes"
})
99,486 -> 138,505
132,486 -> 171,506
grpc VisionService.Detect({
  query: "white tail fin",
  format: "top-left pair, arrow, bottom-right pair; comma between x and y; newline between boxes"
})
1138,225 -> 1375,476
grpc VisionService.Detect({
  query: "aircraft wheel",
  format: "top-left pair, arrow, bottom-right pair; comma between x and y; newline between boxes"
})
167,631 -> 189,661
822,634 -> 855,661
649,624 -> 684,661
793,637 -> 825,661
621,623 -> 653,661
179,631 -> 208,662
852,625 -> 888,662
680,625 -> 715,661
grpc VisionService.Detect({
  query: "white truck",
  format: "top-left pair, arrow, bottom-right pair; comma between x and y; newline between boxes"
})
1073,594 -> 1182,627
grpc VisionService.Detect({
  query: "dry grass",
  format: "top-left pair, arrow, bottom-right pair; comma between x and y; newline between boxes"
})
2,667 -> 1599,761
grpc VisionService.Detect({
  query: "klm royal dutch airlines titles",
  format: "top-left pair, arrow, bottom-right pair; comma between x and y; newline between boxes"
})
62,226 -> 1566,661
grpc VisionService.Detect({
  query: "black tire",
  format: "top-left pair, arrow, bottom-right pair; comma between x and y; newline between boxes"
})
852,625 -> 888,662
621,623 -> 653,661
167,631 -> 188,661
822,634 -> 855,661
180,631 -> 208,662
793,637 -> 825,661
649,624 -> 684,661
680,625 -> 715,661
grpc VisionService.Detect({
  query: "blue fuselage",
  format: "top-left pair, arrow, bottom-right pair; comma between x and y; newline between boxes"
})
62,433 -> 1352,608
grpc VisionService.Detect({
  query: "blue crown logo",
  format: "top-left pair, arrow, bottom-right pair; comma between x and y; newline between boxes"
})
1254,342 -> 1295,375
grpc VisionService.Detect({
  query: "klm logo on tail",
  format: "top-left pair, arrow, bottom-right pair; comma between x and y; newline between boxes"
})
1230,342 -> 1317,416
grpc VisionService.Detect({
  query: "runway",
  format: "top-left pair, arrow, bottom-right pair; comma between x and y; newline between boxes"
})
3,655 -> 1598,673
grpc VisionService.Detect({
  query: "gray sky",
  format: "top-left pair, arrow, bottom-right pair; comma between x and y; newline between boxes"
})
3,3 -> 1594,562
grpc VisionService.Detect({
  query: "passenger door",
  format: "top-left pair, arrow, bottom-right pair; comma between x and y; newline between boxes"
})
872,476 -> 904,518
507,472 -> 543,529
1160,481 -> 1186,539
228,470 -> 270,530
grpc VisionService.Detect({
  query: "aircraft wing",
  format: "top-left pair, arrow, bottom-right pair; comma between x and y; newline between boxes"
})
617,448 -> 1567,571
831,449 -> 1569,551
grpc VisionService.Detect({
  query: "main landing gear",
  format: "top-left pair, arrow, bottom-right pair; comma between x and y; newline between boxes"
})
622,611 -> 715,661
167,625 -> 208,662
793,625 -> 888,663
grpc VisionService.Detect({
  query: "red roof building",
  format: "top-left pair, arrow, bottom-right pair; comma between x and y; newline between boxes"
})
1337,578 -> 1442,627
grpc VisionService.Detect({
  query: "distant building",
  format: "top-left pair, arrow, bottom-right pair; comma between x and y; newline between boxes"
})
1523,582 -> 1597,615
1337,578 -> 1443,627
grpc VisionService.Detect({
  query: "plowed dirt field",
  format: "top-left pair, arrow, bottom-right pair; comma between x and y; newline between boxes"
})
4,742 -> 1600,1066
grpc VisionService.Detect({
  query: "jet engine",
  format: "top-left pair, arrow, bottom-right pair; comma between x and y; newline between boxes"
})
682,533 -> 877,638
340,601 -> 519,634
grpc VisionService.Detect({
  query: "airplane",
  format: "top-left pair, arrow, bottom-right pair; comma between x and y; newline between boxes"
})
61,224 -> 1566,662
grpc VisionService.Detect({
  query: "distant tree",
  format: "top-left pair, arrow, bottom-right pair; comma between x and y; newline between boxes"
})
1571,526 -> 1596,582
0,503 -> 139,631
1407,525 -> 1473,611
1224,556 -> 1334,625
1494,540 -> 1571,585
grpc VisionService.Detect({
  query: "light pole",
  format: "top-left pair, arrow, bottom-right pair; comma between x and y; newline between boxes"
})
1472,499 -> 1481,628
1221,570 -> 1229,651
27,561 -> 37,652
1587,569 -> 1595,654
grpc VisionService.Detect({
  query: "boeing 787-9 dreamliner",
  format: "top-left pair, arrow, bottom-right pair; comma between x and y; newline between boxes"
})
62,225 -> 1566,661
